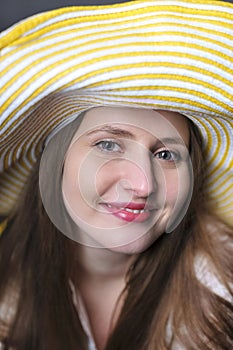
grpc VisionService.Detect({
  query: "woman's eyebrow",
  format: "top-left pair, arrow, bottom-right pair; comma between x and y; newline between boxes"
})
86,127 -> 187,146
157,137 -> 187,147
86,125 -> 134,138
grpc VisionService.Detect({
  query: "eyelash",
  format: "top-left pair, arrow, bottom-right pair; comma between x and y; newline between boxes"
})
94,140 -> 123,153
154,149 -> 180,162
94,139 -> 181,162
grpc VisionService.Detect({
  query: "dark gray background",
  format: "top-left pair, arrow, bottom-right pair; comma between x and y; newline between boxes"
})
0,0 -> 128,31
1,0 -> 233,31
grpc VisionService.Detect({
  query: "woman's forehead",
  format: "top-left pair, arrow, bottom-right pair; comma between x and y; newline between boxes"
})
72,107 -> 190,146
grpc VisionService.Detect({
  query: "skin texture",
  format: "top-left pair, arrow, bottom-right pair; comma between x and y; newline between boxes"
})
62,107 -> 192,253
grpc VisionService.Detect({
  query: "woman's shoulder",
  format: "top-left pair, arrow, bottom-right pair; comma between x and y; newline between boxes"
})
194,253 -> 232,302
194,214 -> 233,302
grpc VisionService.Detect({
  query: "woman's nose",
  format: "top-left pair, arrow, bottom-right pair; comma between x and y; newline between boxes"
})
120,150 -> 157,198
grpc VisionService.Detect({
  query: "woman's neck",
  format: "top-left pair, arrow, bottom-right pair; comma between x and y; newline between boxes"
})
71,245 -> 136,350
72,244 -> 136,281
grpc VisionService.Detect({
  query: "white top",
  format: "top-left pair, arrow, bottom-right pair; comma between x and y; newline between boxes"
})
0,254 -> 232,350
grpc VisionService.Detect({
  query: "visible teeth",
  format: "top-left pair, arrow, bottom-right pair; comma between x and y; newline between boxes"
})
120,208 -> 145,214
106,204 -> 146,214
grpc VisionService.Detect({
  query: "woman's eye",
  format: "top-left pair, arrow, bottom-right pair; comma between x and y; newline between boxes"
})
95,140 -> 122,153
154,150 -> 179,162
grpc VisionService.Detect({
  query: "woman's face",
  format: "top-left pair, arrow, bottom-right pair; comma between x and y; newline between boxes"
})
62,107 -> 192,253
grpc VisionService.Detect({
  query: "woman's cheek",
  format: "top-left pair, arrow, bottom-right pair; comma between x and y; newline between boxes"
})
94,161 -> 124,201
165,166 -> 191,207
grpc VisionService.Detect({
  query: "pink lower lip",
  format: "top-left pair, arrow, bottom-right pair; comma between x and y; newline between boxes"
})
102,204 -> 153,223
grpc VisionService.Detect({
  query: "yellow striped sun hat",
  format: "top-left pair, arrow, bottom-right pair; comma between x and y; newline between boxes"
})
0,0 -> 233,226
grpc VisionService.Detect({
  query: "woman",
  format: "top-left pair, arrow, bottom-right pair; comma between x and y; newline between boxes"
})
0,1 -> 232,349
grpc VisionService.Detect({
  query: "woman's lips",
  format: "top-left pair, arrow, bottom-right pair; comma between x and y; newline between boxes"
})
101,202 -> 155,223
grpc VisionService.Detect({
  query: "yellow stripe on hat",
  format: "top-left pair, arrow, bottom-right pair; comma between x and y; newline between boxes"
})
2,27 -> 233,81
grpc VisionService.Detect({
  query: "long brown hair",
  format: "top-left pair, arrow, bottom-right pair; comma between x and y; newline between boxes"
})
0,116 -> 232,349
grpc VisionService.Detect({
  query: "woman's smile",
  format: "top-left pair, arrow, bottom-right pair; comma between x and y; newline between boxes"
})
99,201 -> 156,223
